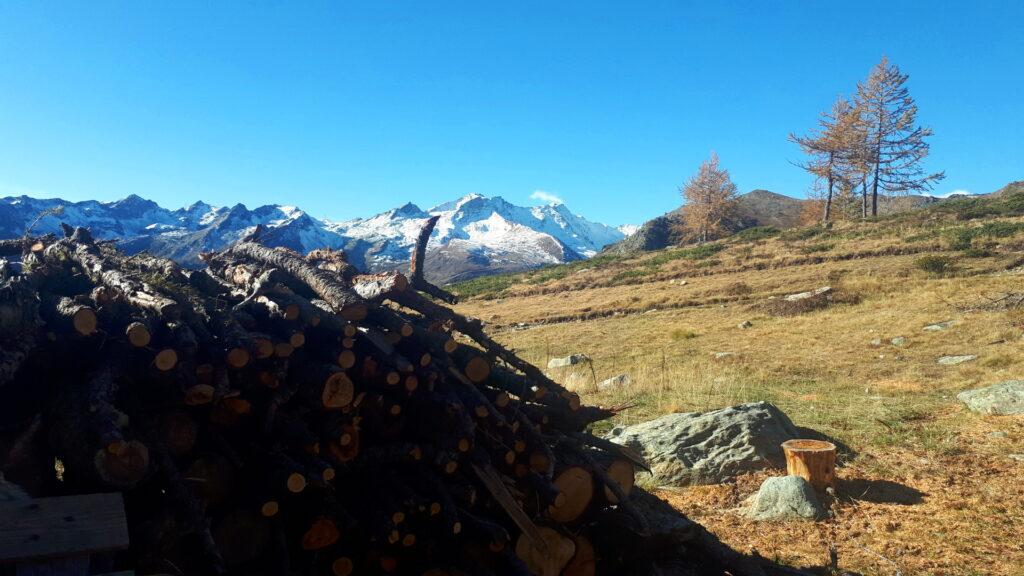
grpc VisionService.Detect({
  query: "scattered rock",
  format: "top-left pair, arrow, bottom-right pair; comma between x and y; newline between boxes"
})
923,320 -> 955,332
870,338 -> 883,347
891,336 -> 907,347
938,355 -> 977,366
744,476 -> 825,521
988,431 -> 1009,439
957,381 -> 1024,415
784,286 -> 831,302
713,352 -> 735,360
1010,454 -> 1024,462
738,320 -> 753,329
607,402 -> 799,486
547,354 -> 591,369
596,374 -> 631,392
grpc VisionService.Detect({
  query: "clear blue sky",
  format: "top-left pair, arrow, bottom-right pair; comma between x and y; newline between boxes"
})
1,1 -> 1021,225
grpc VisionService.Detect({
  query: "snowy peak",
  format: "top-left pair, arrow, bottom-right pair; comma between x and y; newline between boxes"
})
0,193 -> 624,283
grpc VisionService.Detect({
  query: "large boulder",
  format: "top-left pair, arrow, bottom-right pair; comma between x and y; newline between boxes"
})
745,476 -> 825,521
607,402 -> 799,486
597,374 -> 631,392
938,355 -> 977,366
957,381 -> 1024,415
547,354 -> 591,369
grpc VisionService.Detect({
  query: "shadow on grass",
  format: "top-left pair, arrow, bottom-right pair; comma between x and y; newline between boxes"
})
838,477 -> 925,505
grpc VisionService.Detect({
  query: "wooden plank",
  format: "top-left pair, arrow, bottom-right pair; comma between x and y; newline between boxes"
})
0,493 -> 129,563
14,557 -> 89,576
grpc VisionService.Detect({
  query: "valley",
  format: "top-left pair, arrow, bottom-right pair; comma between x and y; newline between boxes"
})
450,190 -> 1024,575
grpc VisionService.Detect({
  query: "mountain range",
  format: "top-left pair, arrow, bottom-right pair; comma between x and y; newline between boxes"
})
0,193 -> 627,283
5,183 -> 1016,282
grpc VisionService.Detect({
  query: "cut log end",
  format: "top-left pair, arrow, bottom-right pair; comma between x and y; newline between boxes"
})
548,466 -> 594,523
302,517 -> 340,550
260,501 -> 280,518
603,459 -> 636,503
125,321 -> 151,347
332,558 -> 354,576
515,526 -> 577,576
226,347 -> 251,369
464,356 -> 491,383
286,472 -> 307,493
154,348 -> 178,372
94,440 -> 149,488
322,372 -> 355,409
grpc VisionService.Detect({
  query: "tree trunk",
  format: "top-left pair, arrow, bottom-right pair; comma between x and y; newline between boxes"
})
823,153 -> 834,224
860,179 -> 869,219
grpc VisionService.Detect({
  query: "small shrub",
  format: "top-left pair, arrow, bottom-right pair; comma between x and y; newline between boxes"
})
780,226 -> 827,242
915,255 -> 955,276
450,274 -> 515,299
733,226 -> 780,242
723,281 -> 752,295
644,243 -> 725,268
761,288 -> 860,316
612,268 -> 654,282
963,247 -> 994,258
670,328 -> 698,341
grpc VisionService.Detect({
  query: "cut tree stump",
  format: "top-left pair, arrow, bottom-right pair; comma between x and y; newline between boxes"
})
781,439 -> 836,492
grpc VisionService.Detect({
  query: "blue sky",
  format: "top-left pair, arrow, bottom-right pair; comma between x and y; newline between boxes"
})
0,1 -> 1021,226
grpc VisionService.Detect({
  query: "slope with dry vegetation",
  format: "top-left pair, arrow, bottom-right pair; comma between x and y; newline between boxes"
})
451,190 -> 1024,575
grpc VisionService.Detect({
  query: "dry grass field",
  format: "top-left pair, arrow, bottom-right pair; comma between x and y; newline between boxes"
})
451,196 -> 1024,575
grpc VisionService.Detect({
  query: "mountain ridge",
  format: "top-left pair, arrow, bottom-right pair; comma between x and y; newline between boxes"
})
0,193 -> 626,283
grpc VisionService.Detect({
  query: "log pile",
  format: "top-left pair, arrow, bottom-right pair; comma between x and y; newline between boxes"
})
0,224 -> 777,576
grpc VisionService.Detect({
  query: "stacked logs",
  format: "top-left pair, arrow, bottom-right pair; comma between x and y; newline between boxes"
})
0,224 -> 764,576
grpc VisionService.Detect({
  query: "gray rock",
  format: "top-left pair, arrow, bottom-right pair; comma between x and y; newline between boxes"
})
738,320 -> 753,329
784,286 -> 831,302
988,431 -> 1009,439
713,352 -> 735,359
745,476 -> 825,521
607,402 -> 799,486
957,381 -> 1024,415
923,320 -> 955,332
938,355 -> 977,366
891,336 -> 907,347
547,354 -> 591,369
1009,454 -> 1024,462
870,338 -> 883,347
597,374 -> 631,392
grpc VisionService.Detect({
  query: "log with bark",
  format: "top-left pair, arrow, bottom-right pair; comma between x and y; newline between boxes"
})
0,226 -> 795,576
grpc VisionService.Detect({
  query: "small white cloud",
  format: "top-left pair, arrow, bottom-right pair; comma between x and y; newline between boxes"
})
530,190 -> 563,204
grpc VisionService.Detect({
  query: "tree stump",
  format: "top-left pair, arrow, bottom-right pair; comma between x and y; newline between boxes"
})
781,439 -> 836,492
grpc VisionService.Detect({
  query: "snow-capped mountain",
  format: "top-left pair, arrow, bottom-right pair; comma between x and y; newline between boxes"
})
0,193 -> 627,283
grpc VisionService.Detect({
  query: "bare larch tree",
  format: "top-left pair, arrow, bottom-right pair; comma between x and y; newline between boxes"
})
855,56 -> 944,216
790,95 -> 864,223
680,152 -> 738,243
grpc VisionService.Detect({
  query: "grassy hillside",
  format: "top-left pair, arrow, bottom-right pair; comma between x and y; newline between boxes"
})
451,191 -> 1024,575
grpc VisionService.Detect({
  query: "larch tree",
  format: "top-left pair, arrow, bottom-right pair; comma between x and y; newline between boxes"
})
790,96 -> 864,224
855,56 -> 944,216
680,153 -> 738,243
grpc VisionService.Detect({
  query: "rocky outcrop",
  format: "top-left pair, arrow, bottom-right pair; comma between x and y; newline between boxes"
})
744,476 -> 825,521
957,381 -> 1024,415
547,354 -> 591,369
607,402 -> 799,486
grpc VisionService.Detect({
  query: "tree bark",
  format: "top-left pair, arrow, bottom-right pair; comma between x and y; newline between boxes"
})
214,242 -> 368,321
